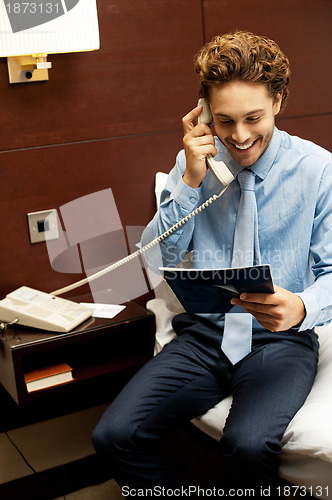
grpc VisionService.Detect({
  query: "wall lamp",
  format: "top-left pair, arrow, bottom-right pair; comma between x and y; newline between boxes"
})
0,0 -> 100,83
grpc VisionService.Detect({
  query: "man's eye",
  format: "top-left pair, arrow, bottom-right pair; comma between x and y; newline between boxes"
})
247,116 -> 261,122
219,120 -> 232,125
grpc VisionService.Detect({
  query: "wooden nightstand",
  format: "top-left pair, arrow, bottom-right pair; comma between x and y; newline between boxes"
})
0,299 -> 155,411
0,300 -> 155,499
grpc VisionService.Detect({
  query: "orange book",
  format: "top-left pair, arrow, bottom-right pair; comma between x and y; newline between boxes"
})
24,362 -> 73,393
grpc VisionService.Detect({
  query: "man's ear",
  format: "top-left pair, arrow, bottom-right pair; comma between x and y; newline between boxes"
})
273,93 -> 283,116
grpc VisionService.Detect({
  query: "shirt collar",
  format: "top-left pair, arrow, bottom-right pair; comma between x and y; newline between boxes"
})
215,127 -> 281,181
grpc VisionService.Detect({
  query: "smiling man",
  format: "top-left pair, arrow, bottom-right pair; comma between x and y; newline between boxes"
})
93,31 -> 332,497
209,81 -> 280,165
184,80 -> 282,184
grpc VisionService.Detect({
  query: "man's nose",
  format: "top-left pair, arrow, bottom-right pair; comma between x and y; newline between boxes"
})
231,123 -> 251,144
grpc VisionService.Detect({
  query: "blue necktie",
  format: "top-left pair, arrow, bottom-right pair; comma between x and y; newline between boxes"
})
221,169 -> 261,364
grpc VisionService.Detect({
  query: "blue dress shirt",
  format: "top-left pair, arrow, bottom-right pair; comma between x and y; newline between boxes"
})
142,127 -> 332,332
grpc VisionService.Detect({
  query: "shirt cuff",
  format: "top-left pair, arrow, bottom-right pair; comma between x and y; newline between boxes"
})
173,176 -> 201,211
295,291 -> 321,331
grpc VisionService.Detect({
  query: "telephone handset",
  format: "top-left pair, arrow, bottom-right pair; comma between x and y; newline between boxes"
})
0,102 -> 235,332
197,98 -> 234,187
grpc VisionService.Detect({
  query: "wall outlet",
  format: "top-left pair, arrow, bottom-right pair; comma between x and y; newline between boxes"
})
27,209 -> 59,244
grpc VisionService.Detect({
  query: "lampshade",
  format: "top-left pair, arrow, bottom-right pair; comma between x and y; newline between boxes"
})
0,0 -> 100,56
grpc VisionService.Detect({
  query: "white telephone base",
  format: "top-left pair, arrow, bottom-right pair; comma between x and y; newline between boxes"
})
0,287 -> 93,333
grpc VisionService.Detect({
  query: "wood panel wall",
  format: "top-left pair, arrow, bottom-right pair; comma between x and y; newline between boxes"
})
0,0 -> 331,299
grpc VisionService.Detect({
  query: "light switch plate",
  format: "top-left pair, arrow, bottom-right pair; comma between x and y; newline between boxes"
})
27,209 -> 59,244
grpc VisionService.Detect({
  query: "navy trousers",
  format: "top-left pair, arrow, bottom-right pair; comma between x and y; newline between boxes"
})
92,313 -> 319,496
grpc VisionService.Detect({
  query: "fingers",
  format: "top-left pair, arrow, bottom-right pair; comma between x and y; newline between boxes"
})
231,288 -> 282,317
183,131 -> 216,155
182,105 -> 204,135
182,105 -> 215,140
182,105 -> 216,155
230,285 -> 306,332
239,290 -> 276,303
232,297 -> 277,318
231,297 -> 285,332
181,104 -> 217,188
247,313 -> 279,332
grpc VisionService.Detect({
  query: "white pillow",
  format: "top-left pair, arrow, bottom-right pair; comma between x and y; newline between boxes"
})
281,324 -> 332,462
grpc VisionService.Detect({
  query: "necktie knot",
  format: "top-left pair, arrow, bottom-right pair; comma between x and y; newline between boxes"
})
238,169 -> 255,191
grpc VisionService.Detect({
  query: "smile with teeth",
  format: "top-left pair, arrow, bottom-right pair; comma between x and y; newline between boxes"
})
234,140 -> 256,150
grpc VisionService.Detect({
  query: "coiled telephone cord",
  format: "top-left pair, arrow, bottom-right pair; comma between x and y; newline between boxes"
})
50,186 -> 228,297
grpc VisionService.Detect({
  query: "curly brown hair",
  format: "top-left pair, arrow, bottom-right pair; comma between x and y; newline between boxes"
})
194,31 -> 290,111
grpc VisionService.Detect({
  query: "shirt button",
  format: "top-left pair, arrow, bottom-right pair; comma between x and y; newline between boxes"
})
190,197 -> 196,203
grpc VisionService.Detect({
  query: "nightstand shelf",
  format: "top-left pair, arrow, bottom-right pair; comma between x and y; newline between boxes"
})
0,300 -> 155,406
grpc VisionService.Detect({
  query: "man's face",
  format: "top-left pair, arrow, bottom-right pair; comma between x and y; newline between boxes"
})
209,81 -> 282,167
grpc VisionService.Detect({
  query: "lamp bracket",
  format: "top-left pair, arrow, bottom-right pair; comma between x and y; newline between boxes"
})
7,54 -> 52,83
